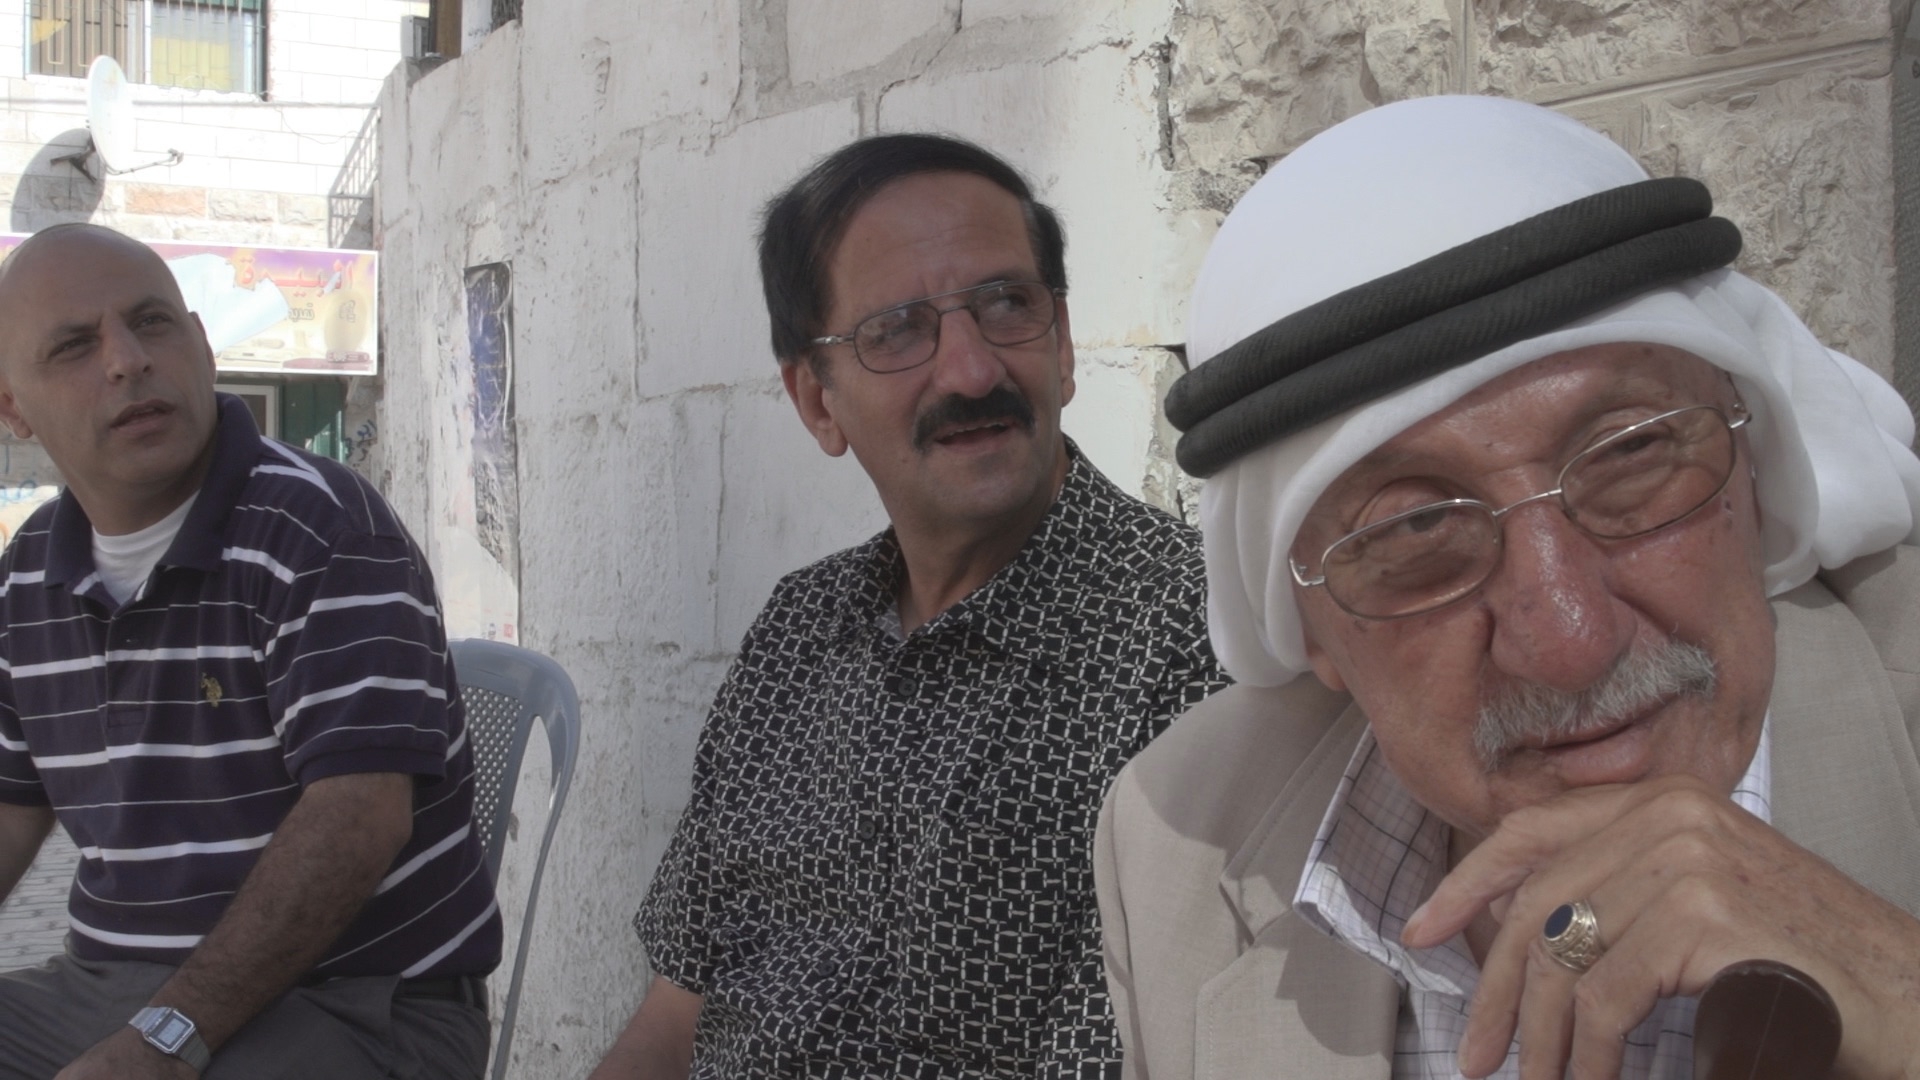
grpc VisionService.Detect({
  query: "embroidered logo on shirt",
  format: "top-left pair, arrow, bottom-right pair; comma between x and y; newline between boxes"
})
200,675 -> 222,707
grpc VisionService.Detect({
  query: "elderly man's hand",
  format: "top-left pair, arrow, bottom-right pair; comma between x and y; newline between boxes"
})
1401,775 -> 1920,1080
54,1026 -> 200,1080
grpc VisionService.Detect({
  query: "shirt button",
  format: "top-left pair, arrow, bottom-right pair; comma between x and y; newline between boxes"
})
813,957 -> 839,979
856,820 -> 877,841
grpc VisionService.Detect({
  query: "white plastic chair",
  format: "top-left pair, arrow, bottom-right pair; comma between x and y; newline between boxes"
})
450,637 -> 581,1080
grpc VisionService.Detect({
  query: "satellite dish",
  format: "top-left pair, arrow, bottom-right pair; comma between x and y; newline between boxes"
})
55,56 -> 182,180
86,56 -> 137,171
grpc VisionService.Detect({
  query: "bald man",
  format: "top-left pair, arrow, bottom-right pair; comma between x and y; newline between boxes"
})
0,225 -> 500,1080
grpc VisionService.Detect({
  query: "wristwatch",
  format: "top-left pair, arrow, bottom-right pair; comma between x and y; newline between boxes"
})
128,1006 -> 212,1071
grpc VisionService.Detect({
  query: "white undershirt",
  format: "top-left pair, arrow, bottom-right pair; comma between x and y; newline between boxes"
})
92,493 -> 199,604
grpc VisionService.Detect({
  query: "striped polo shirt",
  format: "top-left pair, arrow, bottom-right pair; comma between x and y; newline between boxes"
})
0,394 -> 501,980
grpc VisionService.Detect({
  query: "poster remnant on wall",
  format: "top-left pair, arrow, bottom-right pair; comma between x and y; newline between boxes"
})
0,439 -> 61,552
437,263 -> 520,644
0,234 -> 379,375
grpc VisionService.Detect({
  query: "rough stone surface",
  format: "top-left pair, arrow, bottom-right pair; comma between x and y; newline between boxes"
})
1169,0 -> 1455,173
277,193 -> 329,228
208,188 -> 279,222
1475,0 -> 1888,102
1561,51 -> 1896,375
125,184 -> 210,217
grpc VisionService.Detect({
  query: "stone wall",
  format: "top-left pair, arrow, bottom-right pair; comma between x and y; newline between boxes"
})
378,2 -> 1910,1075
1170,0 -> 1908,382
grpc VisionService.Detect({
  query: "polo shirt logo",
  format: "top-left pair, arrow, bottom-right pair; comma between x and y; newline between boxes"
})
201,675 -> 223,707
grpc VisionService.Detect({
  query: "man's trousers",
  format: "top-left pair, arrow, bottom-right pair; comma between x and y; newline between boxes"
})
0,949 -> 489,1079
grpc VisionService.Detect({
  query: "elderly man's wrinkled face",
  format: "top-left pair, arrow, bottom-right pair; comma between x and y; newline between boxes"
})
1294,343 -> 1774,845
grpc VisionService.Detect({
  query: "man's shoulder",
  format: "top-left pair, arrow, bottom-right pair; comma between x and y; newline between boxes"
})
1056,459 -> 1207,589
1108,680 -> 1356,859
232,440 -> 415,553
764,533 -> 887,606
1810,543 -> 1920,671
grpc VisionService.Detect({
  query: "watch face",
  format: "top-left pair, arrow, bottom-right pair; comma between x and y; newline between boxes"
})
151,1013 -> 193,1051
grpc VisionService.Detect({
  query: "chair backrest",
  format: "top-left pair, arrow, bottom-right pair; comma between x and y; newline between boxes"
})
448,637 -> 582,1080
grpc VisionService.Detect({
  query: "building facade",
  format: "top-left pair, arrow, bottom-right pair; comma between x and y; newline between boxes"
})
0,0 -> 418,538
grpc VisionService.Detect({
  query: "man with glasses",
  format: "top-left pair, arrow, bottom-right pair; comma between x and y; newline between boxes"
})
591,134 -> 1227,1078
1096,96 -> 1920,1078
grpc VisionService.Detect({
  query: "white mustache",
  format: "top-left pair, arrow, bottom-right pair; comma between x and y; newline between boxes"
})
1473,640 -> 1718,769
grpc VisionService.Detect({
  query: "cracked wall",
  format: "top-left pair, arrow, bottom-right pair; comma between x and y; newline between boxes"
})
377,2 -> 1913,1075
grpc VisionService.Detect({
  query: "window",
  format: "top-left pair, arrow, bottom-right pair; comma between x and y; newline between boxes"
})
29,0 -> 265,95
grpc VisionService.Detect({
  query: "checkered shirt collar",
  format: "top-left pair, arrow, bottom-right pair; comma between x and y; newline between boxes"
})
1294,714 -> 1774,999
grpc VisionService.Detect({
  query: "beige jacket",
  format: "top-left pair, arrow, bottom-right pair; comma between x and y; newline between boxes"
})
1095,545 -> 1920,1080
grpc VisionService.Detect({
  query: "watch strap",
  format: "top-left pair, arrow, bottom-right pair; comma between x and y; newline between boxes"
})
129,1005 -> 212,1071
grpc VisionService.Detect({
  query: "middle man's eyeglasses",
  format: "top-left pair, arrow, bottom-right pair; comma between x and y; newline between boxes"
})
812,280 -> 1065,374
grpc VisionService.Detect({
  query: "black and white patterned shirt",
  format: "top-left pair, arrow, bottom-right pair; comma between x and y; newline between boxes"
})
636,447 -> 1228,1078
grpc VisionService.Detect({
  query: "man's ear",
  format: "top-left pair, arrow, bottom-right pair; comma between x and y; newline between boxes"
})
780,358 -> 849,457
1053,296 -> 1076,408
0,365 -> 32,441
0,388 -> 32,441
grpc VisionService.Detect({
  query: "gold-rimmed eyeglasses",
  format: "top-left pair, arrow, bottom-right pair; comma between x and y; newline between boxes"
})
1290,400 -> 1752,620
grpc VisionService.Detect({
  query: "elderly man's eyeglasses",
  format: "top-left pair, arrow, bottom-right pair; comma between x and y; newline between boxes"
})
1290,401 -> 1752,620
811,280 -> 1065,374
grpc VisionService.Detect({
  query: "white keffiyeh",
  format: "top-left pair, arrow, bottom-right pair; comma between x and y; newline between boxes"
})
1189,95 -> 1920,687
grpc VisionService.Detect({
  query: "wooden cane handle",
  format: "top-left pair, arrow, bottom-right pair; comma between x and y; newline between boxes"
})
1692,959 -> 1841,1080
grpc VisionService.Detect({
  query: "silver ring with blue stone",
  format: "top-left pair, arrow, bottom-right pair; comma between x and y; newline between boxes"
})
1542,899 -> 1604,973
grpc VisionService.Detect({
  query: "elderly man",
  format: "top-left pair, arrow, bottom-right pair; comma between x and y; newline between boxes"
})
1095,96 -> 1920,1079
0,224 -> 500,1079
591,134 -> 1227,1078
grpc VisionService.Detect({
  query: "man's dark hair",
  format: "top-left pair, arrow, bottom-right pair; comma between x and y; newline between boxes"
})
758,132 -> 1068,370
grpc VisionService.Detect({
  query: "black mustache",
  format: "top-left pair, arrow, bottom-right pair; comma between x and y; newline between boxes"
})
911,386 -> 1036,452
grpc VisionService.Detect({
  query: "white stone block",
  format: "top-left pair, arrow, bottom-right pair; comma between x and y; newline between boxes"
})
137,119 -> 222,160
1062,345 -> 1162,501
225,157 -> 322,195
714,382 -> 887,645
271,11 -> 312,50
879,50 -> 1194,347
513,154 -> 641,424
787,0 -> 953,85
957,0 -> 1171,43
405,26 -> 522,222
300,13 -> 365,50
634,99 -> 860,398
353,15 -> 406,55
518,0 -> 738,186
215,127 -> 302,163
